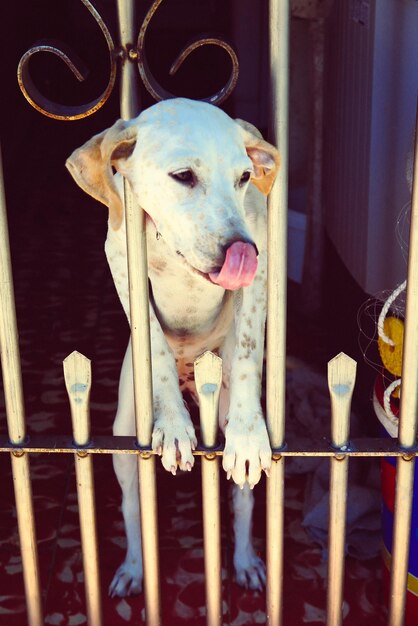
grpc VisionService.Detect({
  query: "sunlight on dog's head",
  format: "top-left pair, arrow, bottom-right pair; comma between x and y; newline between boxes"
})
66,98 -> 279,287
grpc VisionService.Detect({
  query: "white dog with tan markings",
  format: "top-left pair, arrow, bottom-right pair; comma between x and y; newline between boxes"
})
66,98 -> 279,597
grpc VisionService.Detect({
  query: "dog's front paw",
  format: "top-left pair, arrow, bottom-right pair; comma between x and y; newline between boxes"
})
223,412 -> 271,488
234,548 -> 266,591
109,561 -> 142,598
152,413 -> 197,474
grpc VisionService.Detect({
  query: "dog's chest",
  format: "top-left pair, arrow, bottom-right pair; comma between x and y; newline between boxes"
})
162,295 -> 233,393
105,224 -> 234,395
156,274 -> 233,394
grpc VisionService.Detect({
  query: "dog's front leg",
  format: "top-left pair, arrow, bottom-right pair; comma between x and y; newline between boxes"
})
219,248 -> 271,590
148,306 -> 197,473
110,305 -> 197,597
222,248 -> 271,489
116,308 -> 197,472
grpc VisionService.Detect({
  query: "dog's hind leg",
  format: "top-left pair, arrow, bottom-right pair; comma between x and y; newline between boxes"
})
109,456 -> 143,597
219,356 -> 266,591
232,484 -> 266,591
109,341 -> 143,597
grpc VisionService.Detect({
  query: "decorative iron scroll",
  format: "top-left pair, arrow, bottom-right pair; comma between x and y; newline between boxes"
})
17,0 -> 239,121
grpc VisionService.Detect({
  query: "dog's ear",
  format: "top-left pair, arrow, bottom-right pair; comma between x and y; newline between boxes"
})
66,120 -> 137,230
235,119 -> 280,195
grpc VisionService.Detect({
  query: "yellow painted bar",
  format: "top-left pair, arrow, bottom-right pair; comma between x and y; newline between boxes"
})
0,146 -> 43,626
266,1 -> 290,624
116,2 -> 161,623
389,109 -> 418,626
327,353 -> 356,626
195,352 -> 223,626
64,351 -> 102,626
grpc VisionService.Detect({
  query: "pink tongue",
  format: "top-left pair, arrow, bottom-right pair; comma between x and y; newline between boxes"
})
209,242 -> 258,290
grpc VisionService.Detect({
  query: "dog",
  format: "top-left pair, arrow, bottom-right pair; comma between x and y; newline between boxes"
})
66,98 -> 280,597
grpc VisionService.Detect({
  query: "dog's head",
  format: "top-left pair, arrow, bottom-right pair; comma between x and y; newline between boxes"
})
66,98 -> 279,290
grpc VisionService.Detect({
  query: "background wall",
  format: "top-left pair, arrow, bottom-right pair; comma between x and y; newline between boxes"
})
324,0 -> 418,295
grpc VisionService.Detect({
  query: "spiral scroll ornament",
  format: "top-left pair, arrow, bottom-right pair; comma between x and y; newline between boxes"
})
17,0 -> 239,121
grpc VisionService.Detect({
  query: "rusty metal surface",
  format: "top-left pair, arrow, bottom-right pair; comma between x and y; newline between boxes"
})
1,433 -> 416,458
137,0 -> 239,105
17,0 -> 117,120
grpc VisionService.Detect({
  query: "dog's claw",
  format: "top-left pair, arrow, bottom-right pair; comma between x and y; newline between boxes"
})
227,470 -> 232,481
235,553 -> 266,592
186,462 -> 192,472
264,468 -> 270,478
152,416 -> 196,474
109,562 -> 142,598
223,412 -> 271,487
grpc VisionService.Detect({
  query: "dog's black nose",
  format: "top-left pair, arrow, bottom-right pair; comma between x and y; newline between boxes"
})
222,239 -> 259,258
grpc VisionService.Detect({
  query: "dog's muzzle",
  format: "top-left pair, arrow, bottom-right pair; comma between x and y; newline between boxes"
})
209,241 -> 258,290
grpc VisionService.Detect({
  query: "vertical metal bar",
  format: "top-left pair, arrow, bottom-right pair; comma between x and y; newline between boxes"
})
389,459 -> 415,626
123,180 -> 161,626
327,353 -> 356,626
267,0 -> 289,450
266,460 -> 284,626
0,147 -> 43,626
266,1 -> 289,625
63,351 -> 102,626
116,0 -> 140,119
195,352 -> 223,626
116,3 -> 161,624
389,107 -> 418,626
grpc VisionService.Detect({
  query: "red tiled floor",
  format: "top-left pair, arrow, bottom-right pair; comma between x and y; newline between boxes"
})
0,134 -> 387,624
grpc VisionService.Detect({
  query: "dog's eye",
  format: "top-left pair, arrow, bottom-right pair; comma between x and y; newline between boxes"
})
239,171 -> 252,187
169,169 -> 195,187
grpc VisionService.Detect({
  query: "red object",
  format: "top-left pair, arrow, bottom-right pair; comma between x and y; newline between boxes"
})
381,460 -> 396,513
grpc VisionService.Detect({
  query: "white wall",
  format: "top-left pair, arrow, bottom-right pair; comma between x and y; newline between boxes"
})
325,0 -> 418,294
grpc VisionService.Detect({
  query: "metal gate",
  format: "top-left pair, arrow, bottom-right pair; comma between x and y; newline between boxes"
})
0,1 -> 417,625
